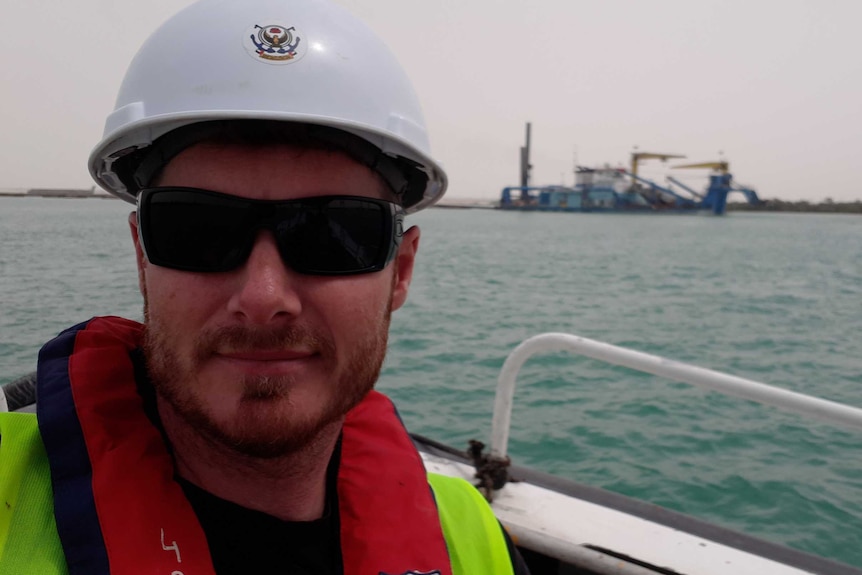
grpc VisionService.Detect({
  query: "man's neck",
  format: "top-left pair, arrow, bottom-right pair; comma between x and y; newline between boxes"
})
157,398 -> 342,522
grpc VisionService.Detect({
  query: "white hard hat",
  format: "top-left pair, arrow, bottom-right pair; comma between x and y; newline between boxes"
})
88,0 -> 447,213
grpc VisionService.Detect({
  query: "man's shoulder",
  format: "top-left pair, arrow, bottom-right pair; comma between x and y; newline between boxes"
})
0,411 -> 41,447
0,411 -> 46,484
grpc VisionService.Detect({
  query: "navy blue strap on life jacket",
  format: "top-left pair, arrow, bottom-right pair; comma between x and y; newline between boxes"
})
37,319 -> 110,575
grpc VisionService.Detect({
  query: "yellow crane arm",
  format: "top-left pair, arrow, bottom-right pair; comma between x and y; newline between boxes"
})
630,152 -> 686,179
632,153 -> 687,162
672,161 -> 729,174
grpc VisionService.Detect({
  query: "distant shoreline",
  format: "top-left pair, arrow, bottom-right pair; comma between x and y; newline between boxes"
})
0,188 -> 115,199
2,191 -> 859,214
0,193 -> 117,199
437,200 -> 862,215
726,200 -> 862,215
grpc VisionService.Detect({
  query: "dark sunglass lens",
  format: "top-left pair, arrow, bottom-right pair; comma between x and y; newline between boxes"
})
275,199 -> 389,274
144,191 -> 254,271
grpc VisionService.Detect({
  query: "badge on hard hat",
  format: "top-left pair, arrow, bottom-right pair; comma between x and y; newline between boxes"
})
244,23 -> 307,64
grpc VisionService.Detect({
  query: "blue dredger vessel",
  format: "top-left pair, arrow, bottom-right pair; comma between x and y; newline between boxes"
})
500,123 -> 760,215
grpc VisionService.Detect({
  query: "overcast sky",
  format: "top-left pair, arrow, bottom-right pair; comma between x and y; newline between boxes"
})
2,1 -> 860,202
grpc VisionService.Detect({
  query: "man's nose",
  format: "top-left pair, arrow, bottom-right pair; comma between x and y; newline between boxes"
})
226,231 -> 303,324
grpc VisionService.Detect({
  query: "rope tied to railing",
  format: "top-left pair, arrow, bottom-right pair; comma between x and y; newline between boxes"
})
467,439 -> 511,502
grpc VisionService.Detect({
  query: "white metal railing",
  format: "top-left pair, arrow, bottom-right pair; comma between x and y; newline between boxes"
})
490,333 -> 862,458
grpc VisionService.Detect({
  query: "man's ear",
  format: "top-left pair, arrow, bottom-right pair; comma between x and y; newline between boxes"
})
390,225 -> 420,311
129,211 -> 147,297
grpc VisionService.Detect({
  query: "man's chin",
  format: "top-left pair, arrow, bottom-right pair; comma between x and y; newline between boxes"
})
187,396 -> 342,459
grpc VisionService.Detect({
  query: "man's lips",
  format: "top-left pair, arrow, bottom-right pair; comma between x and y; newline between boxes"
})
211,350 -> 320,378
217,349 -> 316,362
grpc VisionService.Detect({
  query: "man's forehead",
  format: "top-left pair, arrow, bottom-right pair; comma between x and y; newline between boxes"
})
156,141 -> 394,202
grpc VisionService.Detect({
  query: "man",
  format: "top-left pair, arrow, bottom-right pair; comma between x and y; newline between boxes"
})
0,0 -> 529,573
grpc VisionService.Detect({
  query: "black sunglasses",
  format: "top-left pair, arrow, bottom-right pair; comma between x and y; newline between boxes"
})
137,187 -> 404,275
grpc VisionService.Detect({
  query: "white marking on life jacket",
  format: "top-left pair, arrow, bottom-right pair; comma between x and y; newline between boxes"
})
160,528 -> 182,563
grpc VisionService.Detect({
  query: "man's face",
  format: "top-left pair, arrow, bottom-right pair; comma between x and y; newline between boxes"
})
129,142 -> 419,458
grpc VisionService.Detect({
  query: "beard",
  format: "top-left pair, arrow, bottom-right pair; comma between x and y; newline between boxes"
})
142,302 -> 391,460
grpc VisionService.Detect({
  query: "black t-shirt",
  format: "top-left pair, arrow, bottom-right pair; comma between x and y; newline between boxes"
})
178,476 -> 343,574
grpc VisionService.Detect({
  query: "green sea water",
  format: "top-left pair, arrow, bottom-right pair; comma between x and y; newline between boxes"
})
2,196 -> 861,567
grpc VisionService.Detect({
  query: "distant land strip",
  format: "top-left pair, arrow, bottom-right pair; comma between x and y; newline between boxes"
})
432,198 -> 862,214
0,187 -> 113,199
2,189 -> 859,213
727,199 -> 862,214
